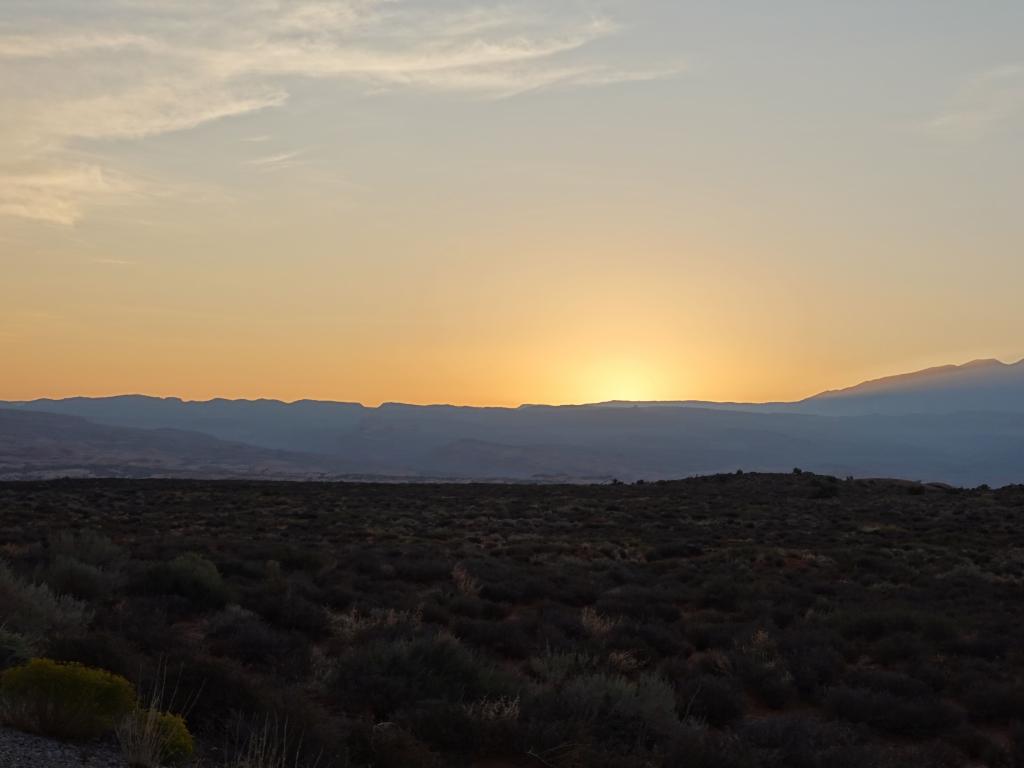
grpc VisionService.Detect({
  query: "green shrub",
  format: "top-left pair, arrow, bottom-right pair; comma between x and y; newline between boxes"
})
524,672 -> 681,755
145,553 -> 230,609
118,708 -> 195,767
207,606 -> 311,680
0,658 -> 136,739
0,562 -> 91,644
49,530 -> 123,568
332,632 -> 511,718
44,556 -> 109,601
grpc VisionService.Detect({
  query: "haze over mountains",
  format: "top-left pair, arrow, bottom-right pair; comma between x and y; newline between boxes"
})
3,359 -> 1023,485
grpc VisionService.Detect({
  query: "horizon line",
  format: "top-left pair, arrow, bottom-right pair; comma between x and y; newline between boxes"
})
2,356 -> 1020,411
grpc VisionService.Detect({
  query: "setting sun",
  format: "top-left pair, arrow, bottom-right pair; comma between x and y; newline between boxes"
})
577,359 -> 668,404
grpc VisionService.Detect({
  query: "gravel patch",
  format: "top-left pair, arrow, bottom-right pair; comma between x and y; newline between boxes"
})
0,727 -> 125,767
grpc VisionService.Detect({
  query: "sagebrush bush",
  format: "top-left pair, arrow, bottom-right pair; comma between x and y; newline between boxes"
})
666,725 -> 753,768
369,723 -> 443,768
824,685 -> 961,737
0,658 -> 135,739
208,605 -> 312,680
144,552 -> 230,609
49,530 -> 123,568
528,649 -> 600,684
676,674 -> 744,728
45,631 -> 142,680
43,555 -> 109,601
394,698 -> 519,755
0,562 -> 91,645
524,672 -> 681,755
332,631 -> 510,718
733,629 -> 794,709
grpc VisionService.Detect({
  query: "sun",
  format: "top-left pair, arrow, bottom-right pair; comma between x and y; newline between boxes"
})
579,359 -> 664,404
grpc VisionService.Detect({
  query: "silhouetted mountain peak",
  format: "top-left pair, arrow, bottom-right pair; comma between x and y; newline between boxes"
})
807,358 -> 1022,402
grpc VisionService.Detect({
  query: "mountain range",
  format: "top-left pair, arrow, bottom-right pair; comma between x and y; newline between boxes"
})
2,358 -> 1023,485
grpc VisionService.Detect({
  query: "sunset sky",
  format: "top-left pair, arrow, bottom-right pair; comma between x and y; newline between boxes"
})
2,1 -> 1022,406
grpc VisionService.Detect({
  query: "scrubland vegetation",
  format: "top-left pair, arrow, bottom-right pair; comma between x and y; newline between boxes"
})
0,473 -> 1022,766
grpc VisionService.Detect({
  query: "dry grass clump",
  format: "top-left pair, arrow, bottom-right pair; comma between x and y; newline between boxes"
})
463,695 -> 520,722
115,666 -> 195,767
227,717 -> 320,768
581,606 -> 619,637
451,563 -> 481,598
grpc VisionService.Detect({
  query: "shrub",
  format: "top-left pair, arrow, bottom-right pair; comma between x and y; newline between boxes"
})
162,656 -> 261,736
451,618 -> 532,659
734,629 -> 794,709
0,630 -> 32,670
369,723 -> 443,768
964,681 -> 1024,724
870,631 -> 927,665
741,716 -> 886,768
666,725 -> 752,768
0,561 -> 91,644
117,709 -> 195,767
143,553 -> 230,609
523,672 -> 681,755
783,640 -> 843,703
49,530 -> 123,568
581,606 -> 620,637
255,589 -> 330,637
824,685 -> 960,738
1011,721 -> 1024,767
45,632 -> 141,680
208,606 -> 312,679
842,668 -> 932,699
676,674 -> 744,727
227,714 -> 333,768
43,556 -> 109,601
946,723 -> 1009,766
396,698 -> 522,756
451,563 -> 481,597
0,658 -> 135,739
528,649 -> 600,684
332,632 -> 510,718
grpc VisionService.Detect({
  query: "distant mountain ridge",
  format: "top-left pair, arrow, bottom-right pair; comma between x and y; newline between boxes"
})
0,409 -> 356,480
564,358 -> 1024,416
792,358 -> 1024,415
2,358 -> 1023,485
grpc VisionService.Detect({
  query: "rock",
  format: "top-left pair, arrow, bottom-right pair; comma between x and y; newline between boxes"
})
0,727 -> 125,767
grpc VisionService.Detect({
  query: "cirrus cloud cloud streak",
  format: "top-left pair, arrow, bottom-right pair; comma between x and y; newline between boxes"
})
0,0 -> 685,225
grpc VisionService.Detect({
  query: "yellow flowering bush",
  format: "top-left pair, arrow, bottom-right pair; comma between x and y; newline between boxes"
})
0,658 -> 135,739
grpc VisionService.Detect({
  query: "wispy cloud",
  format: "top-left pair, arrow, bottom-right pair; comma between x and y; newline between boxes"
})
0,32 -> 163,59
0,166 -> 134,225
0,1 -> 683,225
246,150 -> 306,170
91,257 -> 137,265
924,64 -> 1024,142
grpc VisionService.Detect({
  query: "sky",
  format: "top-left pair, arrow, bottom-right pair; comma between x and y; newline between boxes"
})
1,1 -> 1022,406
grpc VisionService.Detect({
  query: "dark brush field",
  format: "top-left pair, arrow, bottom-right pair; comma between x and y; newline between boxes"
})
2,474 -> 1024,767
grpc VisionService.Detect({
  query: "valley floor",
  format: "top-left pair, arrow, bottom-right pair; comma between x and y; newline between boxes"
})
0,474 -> 1022,767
